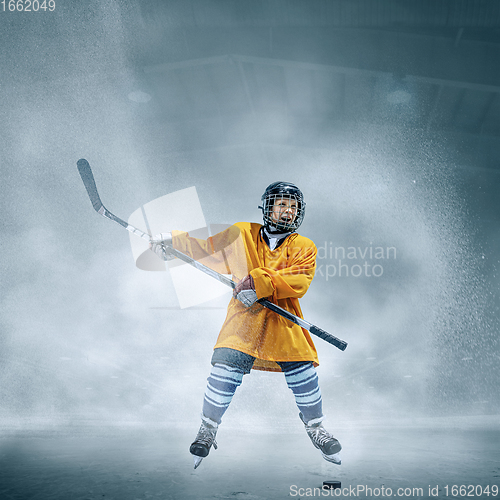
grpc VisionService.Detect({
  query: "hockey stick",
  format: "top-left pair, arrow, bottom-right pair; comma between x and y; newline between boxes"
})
77,159 -> 348,351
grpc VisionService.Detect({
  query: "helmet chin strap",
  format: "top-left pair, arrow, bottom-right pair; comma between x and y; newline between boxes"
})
265,224 -> 291,236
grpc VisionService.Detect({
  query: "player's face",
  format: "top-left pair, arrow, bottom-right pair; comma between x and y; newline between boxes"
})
270,197 -> 298,226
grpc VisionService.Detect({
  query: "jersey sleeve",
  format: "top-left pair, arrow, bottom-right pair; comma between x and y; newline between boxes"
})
171,224 -> 244,275
250,238 -> 317,300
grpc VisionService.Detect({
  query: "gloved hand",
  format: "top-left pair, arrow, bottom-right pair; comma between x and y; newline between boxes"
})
233,274 -> 258,307
150,232 -> 175,261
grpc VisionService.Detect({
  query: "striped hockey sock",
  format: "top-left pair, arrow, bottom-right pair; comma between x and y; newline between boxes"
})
283,363 -> 323,422
201,363 -> 245,424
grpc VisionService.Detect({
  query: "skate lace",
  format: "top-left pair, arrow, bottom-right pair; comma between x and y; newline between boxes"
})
309,425 -> 333,447
197,424 -> 218,450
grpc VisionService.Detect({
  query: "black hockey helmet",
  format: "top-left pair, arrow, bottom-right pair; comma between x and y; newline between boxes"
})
259,181 -> 305,232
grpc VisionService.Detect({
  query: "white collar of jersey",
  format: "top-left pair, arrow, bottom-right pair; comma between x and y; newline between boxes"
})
262,227 -> 292,251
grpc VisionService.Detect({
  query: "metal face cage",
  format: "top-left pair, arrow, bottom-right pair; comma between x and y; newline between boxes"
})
261,192 -> 305,232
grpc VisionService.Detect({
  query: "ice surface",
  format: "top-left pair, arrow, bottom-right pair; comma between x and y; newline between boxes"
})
0,416 -> 498,500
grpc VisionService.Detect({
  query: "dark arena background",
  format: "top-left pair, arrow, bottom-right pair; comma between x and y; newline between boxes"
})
1,1 -> 500,499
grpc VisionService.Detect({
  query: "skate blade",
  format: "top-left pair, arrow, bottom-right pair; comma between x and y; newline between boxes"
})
193,455 -> 203,469
322,452 -> 341,465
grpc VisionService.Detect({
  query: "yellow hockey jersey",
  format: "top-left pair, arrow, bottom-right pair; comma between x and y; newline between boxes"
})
172,222 -> 319,372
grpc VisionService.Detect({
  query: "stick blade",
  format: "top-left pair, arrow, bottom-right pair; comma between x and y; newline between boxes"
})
77,158 -> 104,212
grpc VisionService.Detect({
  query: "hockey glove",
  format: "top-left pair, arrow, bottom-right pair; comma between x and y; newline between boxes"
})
150,232 -> 175,261
233,274 -> 258,307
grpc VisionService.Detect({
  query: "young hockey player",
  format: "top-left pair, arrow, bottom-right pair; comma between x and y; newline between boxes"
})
151,182 -> 342,469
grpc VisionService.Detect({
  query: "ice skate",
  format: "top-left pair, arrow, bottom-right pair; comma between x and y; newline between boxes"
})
189,414 -> 218,469
300,413 -> 342,465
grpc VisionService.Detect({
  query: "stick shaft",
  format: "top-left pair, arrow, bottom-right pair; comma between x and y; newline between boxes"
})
162,246 -> 347,350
